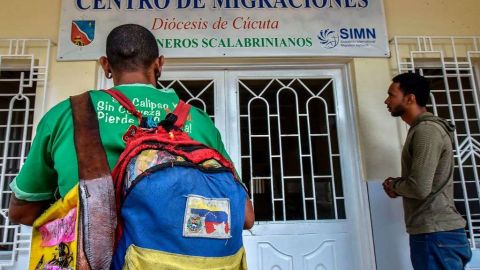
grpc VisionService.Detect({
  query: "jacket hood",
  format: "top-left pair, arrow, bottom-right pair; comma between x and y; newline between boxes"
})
411,112 -> 455,138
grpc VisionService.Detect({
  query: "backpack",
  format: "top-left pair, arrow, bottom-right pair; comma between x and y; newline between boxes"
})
104,90 -> 248,270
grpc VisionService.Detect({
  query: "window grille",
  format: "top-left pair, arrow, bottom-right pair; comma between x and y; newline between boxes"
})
393,36 -> 480,248
158,79 -> 215,122
0,39 -> 50,267
238,78 -> 345,221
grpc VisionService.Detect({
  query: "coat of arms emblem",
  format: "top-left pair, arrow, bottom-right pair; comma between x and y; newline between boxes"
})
71,20 -> 95,46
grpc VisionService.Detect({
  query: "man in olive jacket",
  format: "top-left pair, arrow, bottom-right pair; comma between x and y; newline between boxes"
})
383,72 -> 471,270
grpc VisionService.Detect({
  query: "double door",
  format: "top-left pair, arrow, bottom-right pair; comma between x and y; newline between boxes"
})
159,68 -> 374,270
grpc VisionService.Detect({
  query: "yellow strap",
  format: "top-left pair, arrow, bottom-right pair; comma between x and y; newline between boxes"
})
123,245 -> 247,270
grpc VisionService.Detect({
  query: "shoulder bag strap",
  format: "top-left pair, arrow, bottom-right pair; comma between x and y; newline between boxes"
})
70,92 -> 116,270
71,92 -> 111,178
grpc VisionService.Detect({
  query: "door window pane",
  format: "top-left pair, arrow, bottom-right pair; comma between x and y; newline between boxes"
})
238,78 -> 345,221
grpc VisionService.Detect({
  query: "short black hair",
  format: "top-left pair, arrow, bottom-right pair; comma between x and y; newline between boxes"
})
392,72 -> 430,107
106,24 -> 159,72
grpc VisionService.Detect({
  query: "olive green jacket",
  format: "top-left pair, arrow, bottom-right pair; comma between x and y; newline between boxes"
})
392,112 -> 465,234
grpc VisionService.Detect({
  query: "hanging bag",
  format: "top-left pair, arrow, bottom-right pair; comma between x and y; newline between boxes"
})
29,92 -> 116,270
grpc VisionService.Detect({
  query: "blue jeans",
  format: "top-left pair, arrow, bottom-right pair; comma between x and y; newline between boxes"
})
409,229 -> 472,270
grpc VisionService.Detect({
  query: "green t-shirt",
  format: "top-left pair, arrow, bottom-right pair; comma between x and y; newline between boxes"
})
10,84 -> 232,201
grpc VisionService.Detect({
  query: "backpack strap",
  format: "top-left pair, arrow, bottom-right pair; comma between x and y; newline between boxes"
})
70,92 -> 116,270
103,89 -> 143,123
172,100 -> 191,128
104,88 -> 191,129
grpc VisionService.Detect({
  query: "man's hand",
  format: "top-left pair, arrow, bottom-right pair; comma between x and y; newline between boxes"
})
244,198 -> 254,229
383,177 -> 399,198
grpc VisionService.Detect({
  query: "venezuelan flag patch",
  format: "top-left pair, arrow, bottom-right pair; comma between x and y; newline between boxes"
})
183,195 -> 231,239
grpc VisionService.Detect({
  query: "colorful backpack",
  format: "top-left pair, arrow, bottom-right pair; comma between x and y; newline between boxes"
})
104,90 -> 248,270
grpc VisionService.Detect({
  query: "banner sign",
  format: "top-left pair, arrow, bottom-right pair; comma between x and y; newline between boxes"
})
58,0 -> 389,60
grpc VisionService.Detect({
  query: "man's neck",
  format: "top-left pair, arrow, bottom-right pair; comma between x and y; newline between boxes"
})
113,71 -> 156,86
401,107 -> 427,126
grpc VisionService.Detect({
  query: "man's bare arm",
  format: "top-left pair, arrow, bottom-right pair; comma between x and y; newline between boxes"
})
8,194 -> 50,226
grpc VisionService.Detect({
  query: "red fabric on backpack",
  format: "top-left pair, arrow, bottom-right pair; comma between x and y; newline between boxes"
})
172,100 -> 190,128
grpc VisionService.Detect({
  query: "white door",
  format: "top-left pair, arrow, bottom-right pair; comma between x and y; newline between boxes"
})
161,67 -> 374,270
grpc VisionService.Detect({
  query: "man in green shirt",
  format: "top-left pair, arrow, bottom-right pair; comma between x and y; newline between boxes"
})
383,72 -> 471,269
8,24 -> 254,229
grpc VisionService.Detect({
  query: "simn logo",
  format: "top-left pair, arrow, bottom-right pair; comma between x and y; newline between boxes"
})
339,28 -> 376,39
317,29 -> 339,49
318,27 -> 377,49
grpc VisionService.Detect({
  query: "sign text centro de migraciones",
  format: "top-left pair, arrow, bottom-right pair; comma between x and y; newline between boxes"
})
76,0 -> 369,10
